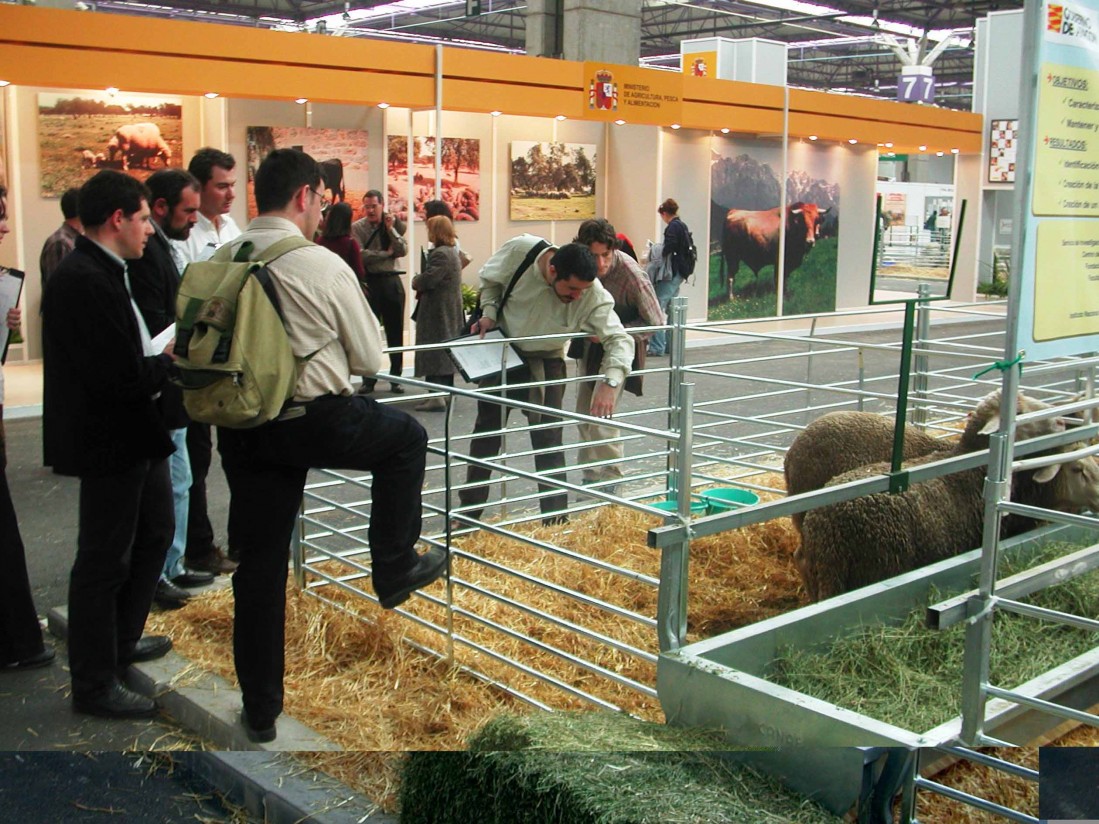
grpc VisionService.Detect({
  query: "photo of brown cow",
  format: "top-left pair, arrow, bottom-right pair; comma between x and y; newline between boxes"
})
387,135 -> 480,222
709,138 -> 839,320
37,91 -> 182,198
245,126 -> 368,220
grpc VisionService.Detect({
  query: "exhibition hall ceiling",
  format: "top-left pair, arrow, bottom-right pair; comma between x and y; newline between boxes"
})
77,0 -> 1023,111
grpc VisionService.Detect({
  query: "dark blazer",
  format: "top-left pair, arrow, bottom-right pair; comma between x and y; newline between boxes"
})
129,227 -> 189,430
42,235 -> 174,477
662,216 -> 692,278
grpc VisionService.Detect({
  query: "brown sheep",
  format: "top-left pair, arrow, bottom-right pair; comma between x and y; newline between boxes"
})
107,122 -> 172,171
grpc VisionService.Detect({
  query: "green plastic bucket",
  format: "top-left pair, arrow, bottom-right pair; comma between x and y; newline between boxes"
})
700,487 -> 760,514
652,499 -> 708,516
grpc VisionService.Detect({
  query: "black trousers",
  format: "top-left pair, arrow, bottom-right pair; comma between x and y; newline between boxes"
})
68,458 -> 173,699
184,421 -> 216,560
363,274 -> 406,383
0,412 -> 46,665
217,393 -> 427,726
458,358 -> 568,522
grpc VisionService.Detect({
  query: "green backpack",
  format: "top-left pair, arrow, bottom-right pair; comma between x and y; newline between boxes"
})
173,235 -> 312,428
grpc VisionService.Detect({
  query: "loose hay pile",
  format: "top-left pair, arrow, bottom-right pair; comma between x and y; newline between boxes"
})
148,481 -> 803,810
400,712 -> 839,824
771,543 -> 1099,733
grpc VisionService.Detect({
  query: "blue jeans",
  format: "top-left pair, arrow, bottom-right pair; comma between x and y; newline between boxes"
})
648,275 -> 683,355
162,428 -> 191,581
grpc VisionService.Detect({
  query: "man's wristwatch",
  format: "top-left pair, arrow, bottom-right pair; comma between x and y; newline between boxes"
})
601,377 -> 620,389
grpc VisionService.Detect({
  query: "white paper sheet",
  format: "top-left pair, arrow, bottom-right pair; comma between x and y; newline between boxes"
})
0,268 -> 25,365
150,322 -> 176,354
447,328 -> 524,382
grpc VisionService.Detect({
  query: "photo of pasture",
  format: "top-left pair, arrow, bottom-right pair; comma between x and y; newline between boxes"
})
509,141 -> 597,222
37,91 -> 181,198
245,126 -> 368,219
387,135 -> 480,222
708,138 -> 839,320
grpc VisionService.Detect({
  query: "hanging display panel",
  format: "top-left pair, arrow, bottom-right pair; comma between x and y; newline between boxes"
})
709,137 -> 840,320
37,91 -> 181,198
387,136 -> 480,223
245,126 -> 368,219
509,141 -> 597,222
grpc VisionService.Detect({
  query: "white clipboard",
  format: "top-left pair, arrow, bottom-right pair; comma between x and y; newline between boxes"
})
0,268 -> 25,365
447,328 -> 524,383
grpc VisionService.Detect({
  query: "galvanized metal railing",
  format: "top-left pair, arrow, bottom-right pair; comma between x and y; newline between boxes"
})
292,296 -> 1099,722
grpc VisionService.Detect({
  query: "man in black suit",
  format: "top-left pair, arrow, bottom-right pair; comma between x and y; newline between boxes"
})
42,170 -> 176,719
128,169 -> 215,610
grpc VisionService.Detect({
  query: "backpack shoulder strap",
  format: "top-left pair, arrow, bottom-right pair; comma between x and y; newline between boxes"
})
256,235 -> 315,263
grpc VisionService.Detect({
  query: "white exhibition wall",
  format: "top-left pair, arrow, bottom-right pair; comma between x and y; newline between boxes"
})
0,84 -> 977,361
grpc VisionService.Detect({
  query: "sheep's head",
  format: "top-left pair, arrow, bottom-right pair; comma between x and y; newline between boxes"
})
1033,454 -> 1099,513
966,391 -> 1063,443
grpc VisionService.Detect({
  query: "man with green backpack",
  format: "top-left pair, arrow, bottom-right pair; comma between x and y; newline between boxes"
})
176,148 -> 446,744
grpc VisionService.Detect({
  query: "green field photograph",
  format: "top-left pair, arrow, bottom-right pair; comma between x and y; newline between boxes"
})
509,141 -> 596,222
709,137 -> 840,320
37,91 -> 182,198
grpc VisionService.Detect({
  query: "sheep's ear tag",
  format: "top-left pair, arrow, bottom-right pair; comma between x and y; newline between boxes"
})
888,470 -> 911,494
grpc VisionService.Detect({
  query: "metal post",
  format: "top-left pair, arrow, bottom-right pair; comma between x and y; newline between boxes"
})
889,300 -> 917,480
657,381 -> 693,653
960,361 -> 1023,743
291,501 -> 305,588
912,283 -> 932,427
665,296 -> 687,494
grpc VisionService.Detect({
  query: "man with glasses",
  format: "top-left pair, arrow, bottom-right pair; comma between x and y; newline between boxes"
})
215,149 -> 444,744
351,189 -> 408,394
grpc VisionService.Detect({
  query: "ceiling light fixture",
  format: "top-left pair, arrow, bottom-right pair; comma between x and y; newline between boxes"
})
295,97 -> 308,104
555,114 -> 566,121
671,123 -> 681,130
614,119 -> 626,126
204,92 -> 219,99
951,148 -> 960,154
0,81 -> 9,88
720,127 -> 730,134
918,145 -> 927,152
936,151 -> 944,156
106,86 -> 119,97
377,102 -> 390,109
490,110 -> 502,117
808,135 -> 818,141
848,138 -> 858,144
885,142 -> 894,148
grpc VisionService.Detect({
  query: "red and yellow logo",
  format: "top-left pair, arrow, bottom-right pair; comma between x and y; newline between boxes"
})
1048,3 -> 1064,31
588,69 -> 618,111
691,57 -> 708,77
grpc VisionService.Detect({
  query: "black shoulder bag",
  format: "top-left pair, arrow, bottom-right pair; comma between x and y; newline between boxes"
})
465,239 -> 550,332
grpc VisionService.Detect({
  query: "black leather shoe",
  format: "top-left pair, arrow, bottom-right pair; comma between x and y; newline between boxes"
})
73,681 -> 158,719
241,708 -> 277,743
390,383 -> 405,394
153,579 -> 192,609
375,547 -> 448,609
171,570 -> 215,588
119,635 -> 173,665
2,647 -> 55,671
357,381 -> 376,394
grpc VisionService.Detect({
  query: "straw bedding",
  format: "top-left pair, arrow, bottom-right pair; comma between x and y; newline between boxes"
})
148,473 -> 1092,818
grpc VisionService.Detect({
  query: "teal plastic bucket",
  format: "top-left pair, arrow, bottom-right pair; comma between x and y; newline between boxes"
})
700,487 -> 760,514
652,499 -> 708,516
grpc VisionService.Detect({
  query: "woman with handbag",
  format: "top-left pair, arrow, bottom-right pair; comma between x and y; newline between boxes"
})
411,216 -> 464,411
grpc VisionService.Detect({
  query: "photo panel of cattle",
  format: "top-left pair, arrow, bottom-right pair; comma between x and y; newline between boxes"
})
245,126 -> 367,220
509,141 -> 597,222
710,138 -> 839,319
37,91 -> 181,198
387,135 -> 480,223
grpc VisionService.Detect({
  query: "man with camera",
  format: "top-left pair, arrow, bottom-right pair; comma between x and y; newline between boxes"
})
352,190 -> 407,394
